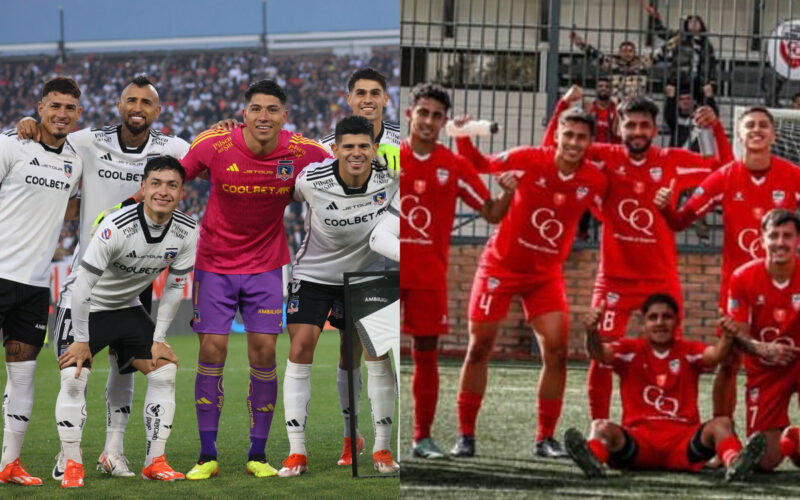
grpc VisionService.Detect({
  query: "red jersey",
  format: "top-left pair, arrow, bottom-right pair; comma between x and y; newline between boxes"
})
457,138 -> 607,278
400,141 -> 490,290
589,100 -> 619,144
182,126 -> 329,274
610,337 -> 707,427
672,157 -> 800,287
727,258 -> 800,375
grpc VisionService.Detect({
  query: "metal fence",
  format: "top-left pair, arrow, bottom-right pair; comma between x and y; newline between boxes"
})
401,0 -> 800,250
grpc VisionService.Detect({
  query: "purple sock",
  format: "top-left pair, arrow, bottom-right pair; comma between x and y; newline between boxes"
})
196,361 -> 225,459
248,364 -> 278,459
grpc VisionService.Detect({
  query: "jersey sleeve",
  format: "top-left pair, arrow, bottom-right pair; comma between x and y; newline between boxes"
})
726,268 -> 751,323
666,166 -> 727,230
685,340 -> 710,370
0,133 -> 18,182
182,132 -> 216,181
455,155 -> 490,211
65,127 -> 92,151
170,225 -> 198,275
609,338 -> 638,375
457,138 -> 547,176
80,216 -> 125,278
292,170 -> 309,203
166,137 -> 191,160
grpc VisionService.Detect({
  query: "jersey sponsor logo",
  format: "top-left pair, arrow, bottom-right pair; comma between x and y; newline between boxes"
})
487,277 -> 501,291
172,225 -> 188,240
221,184 -> 291,195
536,177 -> 547,188
326,201 -> 338,210
277,161 -> 294,181
530,208 -> 564,247
649,167 -> 662,182
101,228 -> 112,240
553,192 -> 565,206
643,384 -> 679,417
64,161 -> 73,178
576,186 -> 588,200
364,296 -> 389,304
25,175 -> 70,191
151,135 -> 168,147
312,178 -> 335,189
414,180 -> 426,194
618,198 -> 654,235
123,225 -> 139,238
287,143 -> 309,158
99,153 -> 113,161
258,308 -> 281,314
112,261 -> 167,275
29,157 -> 40,166
737,228 -> 763,259
400,194 -> 432,240
373,191 -> 387,205
733,191 -> 744,201
606,292 -> 620,306
773,190 -> 786,205
98,169 -> 144,183
324,207 -> 387,227
436,168 -> 449,185
227,163 -> 240,172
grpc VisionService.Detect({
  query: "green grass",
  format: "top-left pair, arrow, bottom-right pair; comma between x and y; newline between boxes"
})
400,358 -> 800,499
7,332 -> 397,498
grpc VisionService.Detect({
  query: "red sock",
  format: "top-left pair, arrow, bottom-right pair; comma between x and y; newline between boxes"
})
536,397 -> 563,441
716,435 -> 743,467
587,361 -> 613,420
780,426 -> 800,466
412,349 -> 439,442
587,438 -> 609,464
457,392 -> 483,437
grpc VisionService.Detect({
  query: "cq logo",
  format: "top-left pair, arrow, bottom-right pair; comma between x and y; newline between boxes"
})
737,228 -> 763,259
400,194 -> 432,239
642,384 -> 679,417
531,208 -> 564,247
757,327 -> 795,366
618,199 -> 654,235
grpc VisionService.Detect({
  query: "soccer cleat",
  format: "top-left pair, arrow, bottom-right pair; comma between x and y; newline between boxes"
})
450,435 -> 475,458
337,434 -> 365,466
277,454 -> 308,477
246,459 -> 278,478
186,459 -> 218,480
52,451 -> 67,481
564,428 -> 605,479
725,433 -> 767,482
97,451 -> 135,478
373,450 -> 400,473
141,455 -> 185,481
412,438 -> 448,460
0,459 -> 43,486
61,459 -> 84,488
535,437 -> 570,459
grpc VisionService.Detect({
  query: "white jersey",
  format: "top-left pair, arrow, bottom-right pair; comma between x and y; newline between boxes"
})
80,203 -> 198,312
0,131 -> 82,287
58,125 -> 190,306
319,120 -> 400,155
291,159 -> 399,285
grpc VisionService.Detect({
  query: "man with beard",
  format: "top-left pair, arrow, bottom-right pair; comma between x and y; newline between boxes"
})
664,83 -> 719,151
586,78 -> 619,145
17,75 -> 190,479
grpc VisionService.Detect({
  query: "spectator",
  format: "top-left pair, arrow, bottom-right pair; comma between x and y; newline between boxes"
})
664,82 -> 718,151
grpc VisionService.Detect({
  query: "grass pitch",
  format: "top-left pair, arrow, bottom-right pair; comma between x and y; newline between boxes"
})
400,358 -> 800,499
6,331 -> 397,499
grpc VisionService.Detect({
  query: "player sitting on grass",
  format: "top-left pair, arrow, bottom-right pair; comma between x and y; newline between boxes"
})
565,293 -> 768,481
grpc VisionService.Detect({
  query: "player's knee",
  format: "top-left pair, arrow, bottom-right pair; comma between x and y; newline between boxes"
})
60,366 -> 90,398
198,336 -> 228,363
590,419 -> 614,437
708,415 -> 734,433
465,337 -> 493,364
761,444 -> 784,471
541,342 -> 567,364
146,363 -> 177,388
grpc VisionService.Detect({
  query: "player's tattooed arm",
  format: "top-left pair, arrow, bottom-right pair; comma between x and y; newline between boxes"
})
480,171 -> 518,223
584,300 -> 615,364
721,315 -> 800,365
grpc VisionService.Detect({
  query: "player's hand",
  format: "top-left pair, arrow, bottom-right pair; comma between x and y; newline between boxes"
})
762,343 -> 800,366
17,117 -> 40,142
452,115 -> 473,128
584,300 -> 606,335
665,84 -> 676,98
643,1 -> 661,20
703,83 -> 714,98
151,341 -> 178,369
693,105 -> 717,128
59,341 -> 92,376
717,315 -> 740,339
376,143 -> 400,179
212,118 -> 240,130
563,85 -> 584,105
495,171 -> 519,193
570,31 -> 585,47
90,196 -> 138,237
654,178 -> 675,209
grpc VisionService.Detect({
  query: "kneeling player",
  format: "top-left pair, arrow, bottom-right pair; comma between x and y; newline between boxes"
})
565,294 -> 766,481
56,156 -> 198,487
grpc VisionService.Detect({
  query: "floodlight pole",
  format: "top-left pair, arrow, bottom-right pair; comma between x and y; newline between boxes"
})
58,5 -> 66,63
261,0 -> 269,56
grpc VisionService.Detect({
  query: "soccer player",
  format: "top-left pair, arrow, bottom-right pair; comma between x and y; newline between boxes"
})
18,75 -> 190,478
546,85 -> 733,421
654,106 -> 800,422
723,209 -> 800,471
181,79 -> 329,480
0,77 -> 83,486
401,82 -> 514,459
451,109 -> 607,458
57,156 -> 197,487
565,293 -> 765,481
278,115 -> 399,477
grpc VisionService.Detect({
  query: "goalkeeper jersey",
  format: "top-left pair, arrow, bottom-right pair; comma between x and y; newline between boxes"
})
0,131 -> 82,287
319,121 -> 400,154
291,159 -> 399,285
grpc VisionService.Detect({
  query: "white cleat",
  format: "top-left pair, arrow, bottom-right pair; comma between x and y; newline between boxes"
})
97,451 -> 135,478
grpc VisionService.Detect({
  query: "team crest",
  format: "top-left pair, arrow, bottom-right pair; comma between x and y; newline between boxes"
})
277,160 -> 294,181
414,179 -> 426,194
728,298 -> 739,312
436,168 -> 449,185
553,192 -> 565,206
287,298 -> 299,314
192,309 -> 200,323
656,374 -> 667,387
373,191 -> 387,205
633,181 -> 645,194
692,186 -> 704,197
773,190 -> 786,205
606,292 -> 620,306
649,167 -> 662,182
576,186 -> 589,200
774,308 -> 787,322
64,162 -> 73,178
330,303 -> 343,320
749,387 -> 760,403
487,277 -> 501,291
669,358 -> 680,375
793,294 -> 800,311
163,250 -> 177,261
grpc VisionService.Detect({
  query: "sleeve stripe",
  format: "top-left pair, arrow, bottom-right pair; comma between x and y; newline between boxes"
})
290,136 -> 329,154
169,266 -> 193,276
457,178 -> 488,206
676,167 -> 712,175
81,261 -> 104,276
190,130 -> 230,150
694,194 -> 723,216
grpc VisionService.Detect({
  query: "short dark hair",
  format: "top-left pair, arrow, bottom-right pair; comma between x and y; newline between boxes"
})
619,40 -> 636,51
245,79 -> 287,105
641,293 -> 680,316
559,107 -> 595,137
42,77 -> 81,99
737,106 -> 774,126
334,115 -> 375,144
129,75 -> 156,89
410,82 -> 451,113
793,92 -> 800,101
761,208 -> 800,233
596,76 -> 610,84
619,96 -> 659,122
347,68 -> 387,92
144,155 -> 186,183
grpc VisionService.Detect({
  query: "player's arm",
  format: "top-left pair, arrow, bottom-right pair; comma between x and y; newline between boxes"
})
701,318 -> 735,367
584,300 -> 615,364
370,195 -> 400,261
479,171 -> 518,223
16,116 -> 41,142
719,316 -> 800,365
692,105 -> 734,167
542,86 -> 610,161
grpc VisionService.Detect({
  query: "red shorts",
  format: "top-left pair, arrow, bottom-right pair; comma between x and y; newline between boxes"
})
745,360 -> 800,434
620,421 -> 705,471
401,288 -> 449,336
468,269 -> 567,322
591,275 -> 683,339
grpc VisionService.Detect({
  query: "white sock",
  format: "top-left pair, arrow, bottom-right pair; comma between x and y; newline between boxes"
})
283,361 -> 312,456
56,367 -> 90,463
337,367 -> 362,438
365,359 -> 396,454
1,361 -> 36,467
105,354 -> 133,456
143,364 -> 176,467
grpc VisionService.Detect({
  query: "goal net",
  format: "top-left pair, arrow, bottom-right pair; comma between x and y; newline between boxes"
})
733,106 -> 800,164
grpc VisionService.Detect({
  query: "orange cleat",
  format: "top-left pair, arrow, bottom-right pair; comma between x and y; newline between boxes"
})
373,449 -> 400,473
277,454 -> 308,477
141,456 -> 185,481
61,459 -> 84,488
0,459 -> 43,486
337,434 -> 365,466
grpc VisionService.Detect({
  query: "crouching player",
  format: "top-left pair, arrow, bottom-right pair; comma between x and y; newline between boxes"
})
565,293 -> 766,481
56,156 -> 198,487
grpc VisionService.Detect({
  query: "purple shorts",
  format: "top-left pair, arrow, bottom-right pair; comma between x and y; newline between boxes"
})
191,268 -> 284,335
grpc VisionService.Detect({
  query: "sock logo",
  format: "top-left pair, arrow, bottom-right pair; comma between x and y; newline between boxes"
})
115,406 -> 131,414
56,420 -> 75,427
375,417 -> 393,425
146,403 -> 164,417
7,414 -> 29,422
286,419 -> 302,428
255,404 -> 274,413
196,397 -> 212,405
